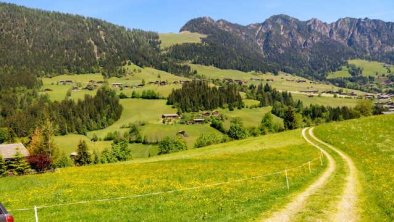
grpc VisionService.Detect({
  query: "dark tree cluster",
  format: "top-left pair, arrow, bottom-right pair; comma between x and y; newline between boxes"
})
167,80 -> 243,112
246,83 -> 295,107
0,87 -> 122,137
0,3 -> 195,78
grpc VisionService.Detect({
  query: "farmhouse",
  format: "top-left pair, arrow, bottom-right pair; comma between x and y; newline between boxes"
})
0,143 -> 29,160
193,118 -> 205,124
112,83 -> 123,88
58,80 -> 73,85
162,114 -> 179,119
300,90 -> 319,94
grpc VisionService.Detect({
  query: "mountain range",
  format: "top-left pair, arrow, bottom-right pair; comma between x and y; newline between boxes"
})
1,2 -> 394,81
174,15 -> 394,79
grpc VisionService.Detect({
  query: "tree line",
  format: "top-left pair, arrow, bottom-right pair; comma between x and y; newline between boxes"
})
0,87 -> 122,138
167,80 -> 244,112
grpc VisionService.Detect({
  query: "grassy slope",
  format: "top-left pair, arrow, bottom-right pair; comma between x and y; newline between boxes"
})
1,130 -> 326,221
292,94 -> 360,107
41,64 -> 188,101
159,31 -> 206,49
191,64 -> 363,95
328,59 -> 394,79
315,115 -> 394,221
87,99 -> 176,139
220,107 -> 283,129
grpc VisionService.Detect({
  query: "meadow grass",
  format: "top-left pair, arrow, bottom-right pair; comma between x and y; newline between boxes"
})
328,59 -> 393,79
87,99 -> 177,139
292,94 -> 360,107
315,114 -> 394,221
140,124 -> 223,148
219,106 -> 282,129
0,130 -> 326,221
190,64 -> 363,95
159,31 -> 206,49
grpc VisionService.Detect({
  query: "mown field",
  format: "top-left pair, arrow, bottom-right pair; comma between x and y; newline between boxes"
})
292,94 -> 360,107
315,114 -> 394,221
327,59 -> 394,79
190,64 -> 363,95
159,31 -> 206,49
0,130 -> 326,222
41,64 -> 188,101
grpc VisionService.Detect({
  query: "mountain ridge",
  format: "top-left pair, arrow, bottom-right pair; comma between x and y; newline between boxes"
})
177,15 -> 394,79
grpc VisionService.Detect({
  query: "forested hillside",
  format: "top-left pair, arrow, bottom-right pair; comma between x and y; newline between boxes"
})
0,3 -> 192,78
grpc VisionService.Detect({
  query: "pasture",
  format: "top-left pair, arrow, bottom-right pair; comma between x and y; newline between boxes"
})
315,114 -> 394,221
328,59 -> 393,79
190,64 -> 363,95
87,99 -> 177,139
1,130 -> 326,221
159,31 -> 207,49
292,93 -> 360,107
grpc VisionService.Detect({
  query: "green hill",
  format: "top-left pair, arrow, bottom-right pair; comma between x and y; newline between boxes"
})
315,114 -> 394,221
0,130 -> 325,221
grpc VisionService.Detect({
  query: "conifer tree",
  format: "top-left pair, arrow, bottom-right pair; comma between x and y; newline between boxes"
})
8,150 -> 30,175
0,155 -> 7,176
74,140 -> 92,166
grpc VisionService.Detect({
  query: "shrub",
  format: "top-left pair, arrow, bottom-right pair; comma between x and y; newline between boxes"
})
27,154 -> 52,172
0,155 -> 6,176
194,134 -> 226,148
158,137 -> 187,155
55,152 -> 74,168
210,118 -> 226,133
227,118 -> 248,140
119,92 -> 128,99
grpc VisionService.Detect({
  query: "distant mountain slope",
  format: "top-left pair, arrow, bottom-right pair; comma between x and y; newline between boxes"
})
175,15 -> 394,79
0,3 -> 162,76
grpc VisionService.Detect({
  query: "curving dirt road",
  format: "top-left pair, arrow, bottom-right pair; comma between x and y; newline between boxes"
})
262,128 -> 359,222
310,128 -> 359,222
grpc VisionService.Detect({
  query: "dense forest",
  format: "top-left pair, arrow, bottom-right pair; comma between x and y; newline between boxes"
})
0,87 -> 122,138
0,3 -> 194,77
167,80 -> 243,112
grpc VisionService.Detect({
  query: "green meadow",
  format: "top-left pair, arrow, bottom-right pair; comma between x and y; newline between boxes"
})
1,130 -> 326,221
292,93 -> 360,107
190,64 -> 363,95
328,59 -> 394,79
315,114 -> 394,221
159,31 -> 207,49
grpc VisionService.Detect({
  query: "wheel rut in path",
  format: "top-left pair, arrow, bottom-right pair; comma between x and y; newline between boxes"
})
262,128 -> 336,222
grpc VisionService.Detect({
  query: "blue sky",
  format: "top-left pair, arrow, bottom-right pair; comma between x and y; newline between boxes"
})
2,0 -> 394,32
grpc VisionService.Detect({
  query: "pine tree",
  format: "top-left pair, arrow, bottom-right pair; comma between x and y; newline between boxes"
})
8,151 -> 30,175
0,155 -> 7,176
74,140 -> 92,166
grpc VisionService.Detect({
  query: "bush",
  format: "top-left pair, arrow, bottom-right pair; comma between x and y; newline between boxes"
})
194,134 -> 226,148
55,152 -> 74,168
227,119 -> 248,140
141,90 -> 160,99
27,154 -> 52,172
210,118 -> 226,133
0,155 -> 7,176
158,137 -> 187,155
119,92 -> 128,99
